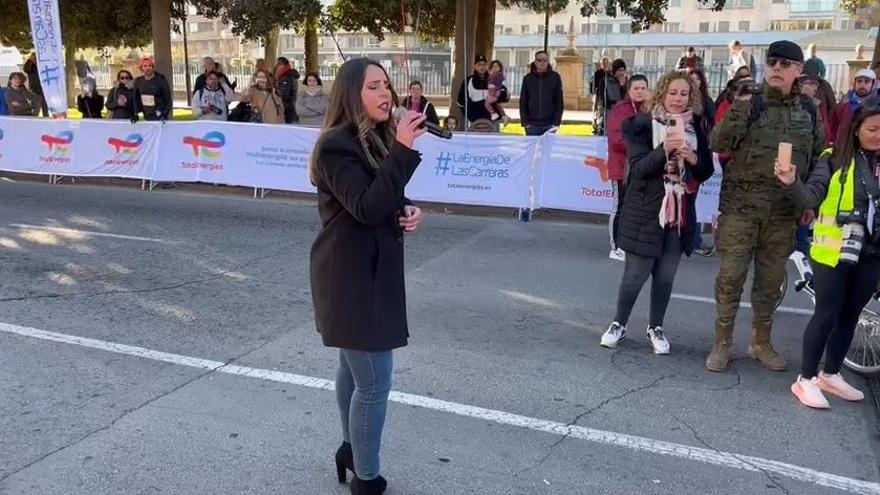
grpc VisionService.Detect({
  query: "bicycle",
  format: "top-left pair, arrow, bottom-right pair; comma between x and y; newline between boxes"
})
780,251 -> 880,377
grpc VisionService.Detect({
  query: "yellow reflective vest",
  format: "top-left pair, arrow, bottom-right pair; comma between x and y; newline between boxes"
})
811,155 -> 856,268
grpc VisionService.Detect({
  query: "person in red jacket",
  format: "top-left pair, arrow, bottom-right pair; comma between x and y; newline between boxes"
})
829,68 -> 875,146
605,74 -> 649,261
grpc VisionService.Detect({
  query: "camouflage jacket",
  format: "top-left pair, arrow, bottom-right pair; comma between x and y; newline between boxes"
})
711,86 -> 825,219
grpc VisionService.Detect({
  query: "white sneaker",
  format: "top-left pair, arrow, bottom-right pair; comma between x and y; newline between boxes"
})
600,322 -> 626,348
818,372 -> 865,402
609,248 -> 626,261
647,326 -> 670,355
791,375 -> 831,409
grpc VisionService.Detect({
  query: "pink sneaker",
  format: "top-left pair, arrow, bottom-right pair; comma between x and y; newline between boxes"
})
818,372 -> 865,402
791,375 -> 830,409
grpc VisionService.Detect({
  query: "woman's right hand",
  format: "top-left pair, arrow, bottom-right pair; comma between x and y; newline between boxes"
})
774,159 -> 797,186
664,133 -> 684,155
396,111 -> 428,149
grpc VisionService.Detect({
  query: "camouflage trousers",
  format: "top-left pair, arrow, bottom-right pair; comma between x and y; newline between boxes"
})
715,213 -> 796,336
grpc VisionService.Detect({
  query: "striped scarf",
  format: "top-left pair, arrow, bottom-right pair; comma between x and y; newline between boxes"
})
651,107 -> 698,230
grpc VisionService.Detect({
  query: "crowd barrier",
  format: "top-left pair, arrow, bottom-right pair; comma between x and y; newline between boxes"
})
0,117 -> 723,222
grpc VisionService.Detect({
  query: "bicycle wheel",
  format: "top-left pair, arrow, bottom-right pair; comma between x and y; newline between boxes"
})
843,302 -> 880,377
775,269 -> 788,310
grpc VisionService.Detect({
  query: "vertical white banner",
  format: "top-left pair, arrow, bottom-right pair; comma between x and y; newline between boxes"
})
694,155 -> 723,224
27,0 -> 67,116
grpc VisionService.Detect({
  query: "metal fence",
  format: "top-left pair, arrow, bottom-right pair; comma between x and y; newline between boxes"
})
0,62 -> 856,103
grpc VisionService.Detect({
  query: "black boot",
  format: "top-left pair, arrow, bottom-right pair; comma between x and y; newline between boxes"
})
334,442 -> 354,483
350,475 -> 387,494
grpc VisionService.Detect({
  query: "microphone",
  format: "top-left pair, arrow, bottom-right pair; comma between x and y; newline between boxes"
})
392,107 -> 453,140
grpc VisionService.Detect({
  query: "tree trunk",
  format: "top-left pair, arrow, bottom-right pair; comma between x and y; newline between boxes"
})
304,16 -> 319,74
873,19 -> 880,68
474,0 -> 496,60
264,26 -> 280,65
449,0 -> 478,126
64,41 -> 77,108
150,0 -> 173,87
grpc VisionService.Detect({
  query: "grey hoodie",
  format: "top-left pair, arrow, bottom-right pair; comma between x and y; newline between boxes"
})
295,87 -> 328,127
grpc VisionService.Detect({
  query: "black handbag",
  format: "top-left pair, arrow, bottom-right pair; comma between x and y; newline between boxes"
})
227,101 -> 253,122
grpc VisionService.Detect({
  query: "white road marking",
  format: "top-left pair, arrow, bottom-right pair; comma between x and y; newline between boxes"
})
672,293 -> 814,316
8,224 -> 170,244
1,321 -> 876,495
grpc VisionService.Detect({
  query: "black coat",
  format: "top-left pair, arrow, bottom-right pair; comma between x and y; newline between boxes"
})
106,86 -> 137,120
519,68 -> 564,127
617,113 -> 715,258
310,126 -> 422,351
401,95 -> 440,126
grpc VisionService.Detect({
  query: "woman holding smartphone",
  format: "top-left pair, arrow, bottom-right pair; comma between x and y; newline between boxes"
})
309,57 -> 427,494
599,71 -> 715,354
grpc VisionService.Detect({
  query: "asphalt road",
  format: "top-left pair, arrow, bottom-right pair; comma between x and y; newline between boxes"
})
0,179 -> 878,495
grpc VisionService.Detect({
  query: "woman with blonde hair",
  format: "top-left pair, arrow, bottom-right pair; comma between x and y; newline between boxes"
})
236,69 -> 284,124
599,71 -> 716,354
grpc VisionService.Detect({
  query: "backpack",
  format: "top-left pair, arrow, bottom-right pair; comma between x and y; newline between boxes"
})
748,93 -> 818,136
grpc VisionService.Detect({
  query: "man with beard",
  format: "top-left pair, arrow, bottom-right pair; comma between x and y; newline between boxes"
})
829,68 -> 875,145
457,55 -> 504,126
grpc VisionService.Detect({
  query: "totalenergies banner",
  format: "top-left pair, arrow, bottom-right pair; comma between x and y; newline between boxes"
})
0,117 -> 722,219
0,118 -> 159,178
155,121 -> 318,192
27,0 -> 67,116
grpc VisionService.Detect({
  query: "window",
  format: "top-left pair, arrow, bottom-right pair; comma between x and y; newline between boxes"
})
739,21 -> 750,31
188,22 -> 198,33
718,21 -> 730,32
581,23 -> 590,34
537,25 -> 545,35
368,37 -> 381,48
350,36 -> 364,48
664,22 -> 680,32
644,49 -> 659,65
669,0 -> 681,6
495,49 -> 511,66
495,24 -> 504,35
621,49 -> 635,66
554,24 -> 565,34
283,35 -> 296,49
772,0 -> 784,3
647,23 -> 662,33
665,50 -> 681,67
505,27 -> 514,34
711,49 -> 728,65
739,0 -> 754,6
699,22 -> 711,32
597,23 -> 613,34
521,24 -> 531,34
619,23 -> 632,34
197,21 -> 213,32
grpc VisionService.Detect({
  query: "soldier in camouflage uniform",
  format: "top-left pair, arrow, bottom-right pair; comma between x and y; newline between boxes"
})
707,41 -> 825,372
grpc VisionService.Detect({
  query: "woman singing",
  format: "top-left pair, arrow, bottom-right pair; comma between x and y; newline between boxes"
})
599,71 -> 715,354
309,57 -> 427,494
776,97 -> 880,409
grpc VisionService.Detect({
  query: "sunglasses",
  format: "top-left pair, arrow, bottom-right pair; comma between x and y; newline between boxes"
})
766,57 -> 801,69
119,76 -> 132,80
536,58 -> 549,62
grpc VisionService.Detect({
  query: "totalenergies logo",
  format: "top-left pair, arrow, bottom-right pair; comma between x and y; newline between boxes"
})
40,131 -> 74,157
108,133 -> 143,157
183,131 -> 225,160
584,156 -> 610,182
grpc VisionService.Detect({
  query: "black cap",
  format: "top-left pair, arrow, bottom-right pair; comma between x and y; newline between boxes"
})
767,40 -> 804,63
800,72 -> 818,84
474,55 -> 487,64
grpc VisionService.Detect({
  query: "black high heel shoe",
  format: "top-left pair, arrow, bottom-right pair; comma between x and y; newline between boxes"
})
335,442 -> 354,483
350,475 -> 387,494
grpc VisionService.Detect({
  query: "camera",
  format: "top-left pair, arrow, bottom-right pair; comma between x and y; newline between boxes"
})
837,211 -> 866,265
735,80 -> 763,97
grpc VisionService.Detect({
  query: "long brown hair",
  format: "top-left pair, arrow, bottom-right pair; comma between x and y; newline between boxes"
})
309,58 -> 396,185
646,71 -> 703,115
835,99 -> 880,172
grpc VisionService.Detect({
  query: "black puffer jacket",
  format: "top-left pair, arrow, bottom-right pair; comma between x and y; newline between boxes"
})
617,113 -> 715,258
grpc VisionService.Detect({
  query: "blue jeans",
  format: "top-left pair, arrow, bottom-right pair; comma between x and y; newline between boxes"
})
336,348 -> 394,480
525,125 -> 552,136
796,226 -> 811,256
694,224 -> 704,248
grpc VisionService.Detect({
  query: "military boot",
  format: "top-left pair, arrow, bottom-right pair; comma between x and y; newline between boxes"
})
705,325 -> 733,372
748,323 -> 786,371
